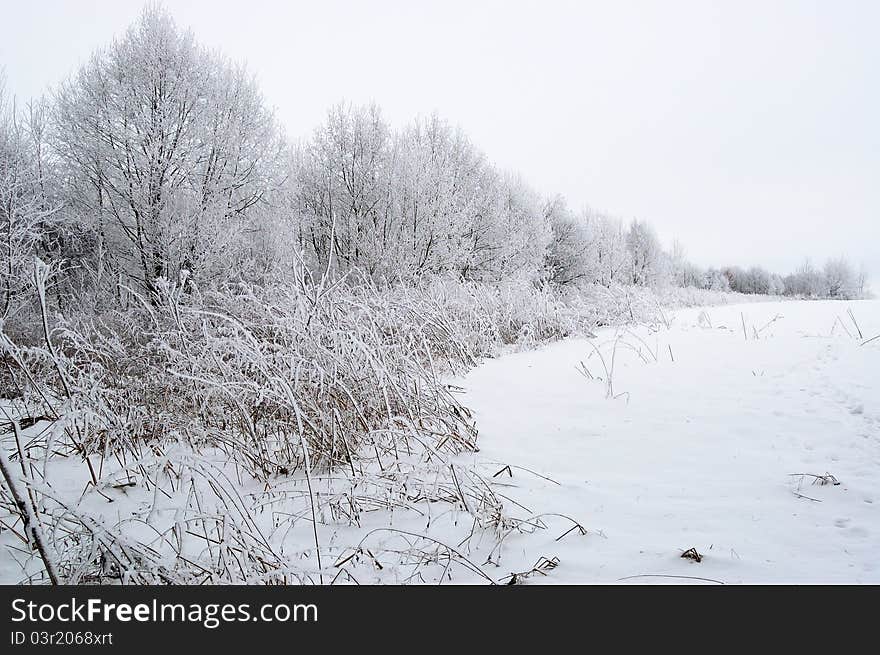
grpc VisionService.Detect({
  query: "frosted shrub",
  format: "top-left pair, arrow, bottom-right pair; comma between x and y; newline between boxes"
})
1,271 -> 506,582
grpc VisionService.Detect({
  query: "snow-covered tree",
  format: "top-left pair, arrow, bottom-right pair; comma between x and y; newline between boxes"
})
704,268 -> 731,292
855,263 -> 870,298
480,172 -> 550,282
744,266 -> 771,294
626,219 -> 661,286
542,196 -> 594,286
768,273 -> 785,295
0,74 -> 66,319
292,108 -> 549,283
783,258 -> 824,297
666,239 -> 703,288
294,102 -> 396,277
52,5 -> 284,296
823,256 -> 856,299
587,210 -> 629,287
393,114 -> 485,277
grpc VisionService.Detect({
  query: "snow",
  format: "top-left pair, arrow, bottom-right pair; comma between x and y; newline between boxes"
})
2,298 -> 877,584
455,299 -> 880,583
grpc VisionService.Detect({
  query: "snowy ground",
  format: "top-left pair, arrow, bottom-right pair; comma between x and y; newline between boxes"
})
456,299 -> 880,583
2,298 -> 877,584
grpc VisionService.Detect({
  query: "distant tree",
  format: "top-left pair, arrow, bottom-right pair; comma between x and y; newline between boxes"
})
793,258 -> 825,297
823,256 -> 856,299
855,263 -> 869,298
292,107 -> 550,283
721,266 -> 744,293
586,210 -> 629,287
392,114 -> 487,278
704,268 -> 731,292
542,196 -> 593,286
768,273 -> 785,295
625,219 -> 661,286
744,266 -> 771,294
0,73 -> 67,319
668,240 -> 686,286
485,172 -> 550,282
665,240 -> 703,288
295,102 -> 396,277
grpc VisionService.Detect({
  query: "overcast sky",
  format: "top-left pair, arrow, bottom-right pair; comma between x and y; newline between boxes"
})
2,0 -> 878,278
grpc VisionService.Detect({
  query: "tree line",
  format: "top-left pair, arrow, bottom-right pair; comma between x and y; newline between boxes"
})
1,5 -> 869,326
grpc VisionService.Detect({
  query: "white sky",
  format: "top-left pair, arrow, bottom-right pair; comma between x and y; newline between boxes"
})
2,0 -> 878,278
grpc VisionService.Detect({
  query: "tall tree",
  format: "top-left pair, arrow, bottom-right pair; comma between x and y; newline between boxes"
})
52,5 -> 283,296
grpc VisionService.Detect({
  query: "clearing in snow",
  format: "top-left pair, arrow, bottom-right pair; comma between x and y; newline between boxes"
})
454,299 -> 880,583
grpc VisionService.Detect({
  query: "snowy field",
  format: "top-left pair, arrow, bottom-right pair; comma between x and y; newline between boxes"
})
2,298 -> 877,585
455,299 -> 880,584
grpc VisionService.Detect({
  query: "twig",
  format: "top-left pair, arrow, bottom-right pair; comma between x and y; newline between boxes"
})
847,308 -> 863,339
492,465 -> 512,478
0,423 -> 60,584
